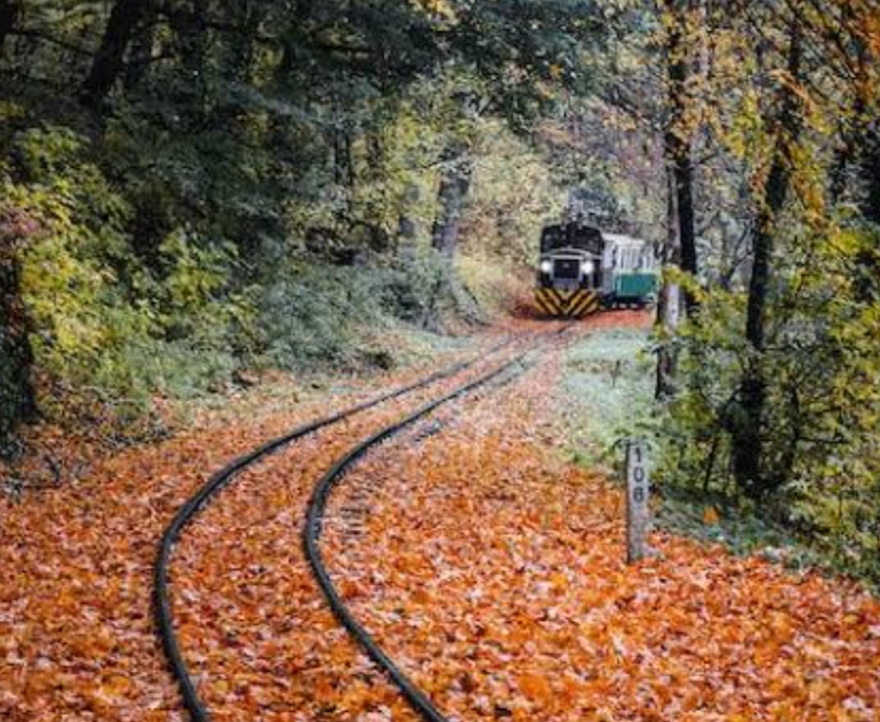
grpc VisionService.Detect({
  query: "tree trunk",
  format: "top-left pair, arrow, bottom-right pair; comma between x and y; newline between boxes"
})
860,139 -> 880,226
656,167 -> 682,399
0,0 -> 22,58
80,0 -> 148,106
673,152 -> 697,293
0,226 -> 35,457
732,20 -> 803,497
274,0 -> 312,88
655,0 -> 697,398
364,130 -> 391,252
827,7 -> 879,300
332,128 -> 355,190
830,0 -> 875,212
664,0 -> 699,315
227,2 -> 261,84
123,4 -> 158,91
167,0 -> 209,123
852,133 -> 880,302
431,144 -> 472,259
172,0 -> 208,73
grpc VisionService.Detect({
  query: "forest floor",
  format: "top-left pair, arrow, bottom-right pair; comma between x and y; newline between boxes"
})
2,311 -> 879,722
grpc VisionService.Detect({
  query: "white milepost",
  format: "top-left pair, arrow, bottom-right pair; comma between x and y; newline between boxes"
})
625,439 -> 651,564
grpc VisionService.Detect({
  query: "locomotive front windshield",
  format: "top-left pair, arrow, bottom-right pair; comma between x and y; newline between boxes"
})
540,226 -> 564,252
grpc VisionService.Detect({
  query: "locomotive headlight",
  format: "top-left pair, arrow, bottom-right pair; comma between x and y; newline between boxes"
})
581,260 -> 596,274
540,260 -> 553,274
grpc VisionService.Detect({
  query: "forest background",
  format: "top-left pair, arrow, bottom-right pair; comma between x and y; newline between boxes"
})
1,0 -> 879,586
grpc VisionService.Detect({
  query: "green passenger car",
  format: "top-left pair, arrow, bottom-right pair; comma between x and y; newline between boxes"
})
601,233 -> 658,308
614,271 -> 658,304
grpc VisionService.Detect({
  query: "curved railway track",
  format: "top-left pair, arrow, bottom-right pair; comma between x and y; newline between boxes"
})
154,323 -> 576,722
304,353 -> 530,722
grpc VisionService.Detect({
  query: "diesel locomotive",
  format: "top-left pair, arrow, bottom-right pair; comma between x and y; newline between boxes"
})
535,222 -> 658,318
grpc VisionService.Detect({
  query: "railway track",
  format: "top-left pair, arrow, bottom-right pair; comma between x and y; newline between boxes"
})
154,322 -> 578,722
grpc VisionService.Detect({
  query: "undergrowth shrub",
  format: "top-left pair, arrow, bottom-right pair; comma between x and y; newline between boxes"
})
261,263 -> 386,368
383,248 -> 464,327
4,127 -> 254,440
458,252 -> 529,317
655,226 -> 880,588
260,247 -> 483,370
1,125 -> 516,447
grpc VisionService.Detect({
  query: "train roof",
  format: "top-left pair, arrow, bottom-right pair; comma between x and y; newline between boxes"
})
602,232 -> 649,247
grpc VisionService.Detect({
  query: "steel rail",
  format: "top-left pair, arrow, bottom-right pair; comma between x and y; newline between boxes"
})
303,332 -> 569,722
154,331 -> 530,722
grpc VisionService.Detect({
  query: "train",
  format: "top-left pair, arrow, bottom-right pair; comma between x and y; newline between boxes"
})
534,222 -> 658,318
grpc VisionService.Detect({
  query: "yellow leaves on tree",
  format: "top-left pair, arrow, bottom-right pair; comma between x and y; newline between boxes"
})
410,0 -> 457,23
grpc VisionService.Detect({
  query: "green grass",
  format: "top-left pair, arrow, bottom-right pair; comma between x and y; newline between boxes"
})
561,326 -> 655,468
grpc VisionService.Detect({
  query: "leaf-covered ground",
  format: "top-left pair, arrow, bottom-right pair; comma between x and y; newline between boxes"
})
323,344 -> 880,722
0,325 -> 515,721
2,312 -> 879,722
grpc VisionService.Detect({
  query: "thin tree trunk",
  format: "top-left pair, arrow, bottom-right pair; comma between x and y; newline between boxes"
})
80,0 -> 148,106
655,0 -> 697,398
332,128 -> 355,190
852,131 -> 880,301
0,225 -> 36,457
432,144 -> 472,259
274,0 -> 312,88
829,96 -> 862,205
364,130 -> 390,252
664,0 -> 699,315
656,167 -> 682,399
209,3 -> 262,130
172,0 -> 208,72
732,20 -> 803,497
859,139 -> 880,226
0,0 -> 22,58
823,2 -> 879,302
855,17 -> 880,231
123,4 -> 158,91
168,0 -> 209,120
674,153 -> 697,293
830,45 -> 865,200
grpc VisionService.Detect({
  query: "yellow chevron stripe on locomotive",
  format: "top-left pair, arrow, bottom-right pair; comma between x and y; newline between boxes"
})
535,288 -> 599,318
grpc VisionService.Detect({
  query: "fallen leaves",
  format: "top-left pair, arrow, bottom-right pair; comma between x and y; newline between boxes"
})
320,346 -> 880,722
703,505 -> 721,525
517,672 -> 554,702
3,311 -> 877,722
0,329 -> 508,721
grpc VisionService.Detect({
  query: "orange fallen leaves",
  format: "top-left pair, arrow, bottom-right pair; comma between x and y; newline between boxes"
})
321,348 -> 880,722
2,313 -> 877,722
517,672 -> 554,702
0,330 -> 509,722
